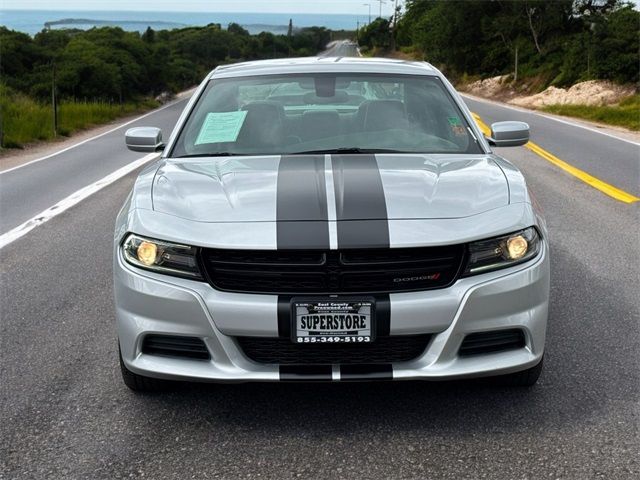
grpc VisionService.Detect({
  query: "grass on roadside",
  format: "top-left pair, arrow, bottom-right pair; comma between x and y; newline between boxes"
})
541,95 -> 640,131
0,84 -> 159,149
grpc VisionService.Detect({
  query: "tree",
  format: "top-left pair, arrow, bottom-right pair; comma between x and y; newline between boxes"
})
142,27 -> 155,43
359,17 -> 392,50
57,38 -> 122,100
227,23 -> 249,36
591,4 -> 640,83
0,28 -> 46,91
394,0 -> 637,87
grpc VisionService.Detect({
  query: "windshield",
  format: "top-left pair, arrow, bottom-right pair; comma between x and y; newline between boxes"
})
170,73 -> 482,157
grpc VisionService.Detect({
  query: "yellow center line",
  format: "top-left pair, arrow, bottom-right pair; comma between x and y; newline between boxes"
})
471,113 -> 492,137
471,113 -> 640,204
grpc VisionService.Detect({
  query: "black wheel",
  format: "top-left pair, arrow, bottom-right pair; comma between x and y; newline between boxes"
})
491,356 -> 544,387
119,346 -> 174,393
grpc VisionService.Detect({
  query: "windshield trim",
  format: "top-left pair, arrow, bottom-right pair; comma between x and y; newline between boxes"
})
166,72 -> 488,159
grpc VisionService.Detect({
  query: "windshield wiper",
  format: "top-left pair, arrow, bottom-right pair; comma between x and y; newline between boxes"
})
289,147 -> 409,155
174,152 -> 245,158
176,148 -> 410,158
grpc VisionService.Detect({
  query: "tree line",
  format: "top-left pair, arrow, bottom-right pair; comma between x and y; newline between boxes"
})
360,0 -> 639,86
0,23 -> 331,102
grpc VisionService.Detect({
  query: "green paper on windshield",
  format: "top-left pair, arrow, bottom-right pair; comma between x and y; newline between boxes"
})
195,111 -> 248,145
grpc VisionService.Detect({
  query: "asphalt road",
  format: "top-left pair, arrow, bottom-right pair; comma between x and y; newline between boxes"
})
322,40 -> 360,57
1,58 -> 639,479
464,95 -> 640,196
0,97 -> 189,233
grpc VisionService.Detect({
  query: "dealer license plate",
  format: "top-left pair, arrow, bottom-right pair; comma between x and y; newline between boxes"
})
292,299 -> 374,344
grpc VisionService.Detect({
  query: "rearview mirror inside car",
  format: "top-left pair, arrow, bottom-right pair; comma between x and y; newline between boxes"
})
487,121 -> 530,147
125,127 -> 164,152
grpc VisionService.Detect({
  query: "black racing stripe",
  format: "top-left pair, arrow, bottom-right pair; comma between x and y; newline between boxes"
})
332,155 -> 390,335
375,294 -> 391,337
332,154 -> 390,249
337,220 -> 390,249
276,156 -> 329,339
277,295 -> 292,338
276,155 -> 330,250
340,364 -> 392,381
280,365 -> 332,381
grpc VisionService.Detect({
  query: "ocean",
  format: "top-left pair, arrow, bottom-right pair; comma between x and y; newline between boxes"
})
0,10 -> 366,35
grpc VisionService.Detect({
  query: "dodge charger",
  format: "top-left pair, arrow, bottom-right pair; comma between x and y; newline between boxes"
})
115,57 -> 549,391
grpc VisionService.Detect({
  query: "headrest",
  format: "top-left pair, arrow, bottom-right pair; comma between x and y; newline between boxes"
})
241,101 -> 285,121
237,101 -> 285,148
300,110 -> 341,140
363,100 -> 407,131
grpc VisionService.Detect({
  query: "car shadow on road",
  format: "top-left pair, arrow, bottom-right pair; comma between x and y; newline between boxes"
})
128,244 -> 639,438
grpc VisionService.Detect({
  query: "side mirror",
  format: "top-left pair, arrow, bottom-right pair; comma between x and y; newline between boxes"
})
125,127 -> 164,152
487,121 -> 530,147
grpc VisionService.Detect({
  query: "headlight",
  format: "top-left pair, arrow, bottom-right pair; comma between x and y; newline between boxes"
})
121,234 -> 202,279
463,227 -> 541,276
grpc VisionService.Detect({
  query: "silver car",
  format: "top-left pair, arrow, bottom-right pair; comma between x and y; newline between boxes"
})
115,57 -> 549,391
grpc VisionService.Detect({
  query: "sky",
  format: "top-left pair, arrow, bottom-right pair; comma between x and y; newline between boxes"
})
2,0 -> 401,15
3,0 -> 637,14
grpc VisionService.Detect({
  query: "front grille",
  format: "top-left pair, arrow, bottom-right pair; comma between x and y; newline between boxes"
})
237,335 -> 432,365
141,335 -> 211,360
200,246 -> 465,294
459,329 -> 526,356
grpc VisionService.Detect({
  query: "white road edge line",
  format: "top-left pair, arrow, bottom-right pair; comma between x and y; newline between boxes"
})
0,98 -> 184,175
0,153 -> 159,249
461,93 -> 640,147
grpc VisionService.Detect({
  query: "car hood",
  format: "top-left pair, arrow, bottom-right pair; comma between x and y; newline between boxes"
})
151,154 -> 510,223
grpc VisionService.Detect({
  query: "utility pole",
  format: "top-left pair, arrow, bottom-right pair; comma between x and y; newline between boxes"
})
378,0 -> 386,18
363,3 -> 371,24
287,18 -> 293,57
0,100 -> 3,148
514,45 -> 518,82
391,0 -> 399,51
51,62 -> 58,137
587,22 -> 595,78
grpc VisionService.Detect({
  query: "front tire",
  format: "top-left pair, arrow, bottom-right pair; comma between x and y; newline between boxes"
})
119,346 -> 174,392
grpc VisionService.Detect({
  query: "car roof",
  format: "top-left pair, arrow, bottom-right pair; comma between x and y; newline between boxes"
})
209,56 -> 440,79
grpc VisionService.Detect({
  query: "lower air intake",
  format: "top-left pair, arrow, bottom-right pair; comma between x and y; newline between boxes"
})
237,335 -> 432,365
459,329 -> 526,356
142,335 -> 210,360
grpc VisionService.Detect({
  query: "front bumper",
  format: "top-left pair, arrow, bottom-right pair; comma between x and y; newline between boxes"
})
115,243 -> 549,382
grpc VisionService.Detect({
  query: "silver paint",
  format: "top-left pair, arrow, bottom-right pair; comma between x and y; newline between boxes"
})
376,154 -> 510,220
153,156 -> 281,223
115,57 -> 550,383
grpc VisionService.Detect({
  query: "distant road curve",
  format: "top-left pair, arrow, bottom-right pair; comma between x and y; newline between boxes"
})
322,40 -> 360,57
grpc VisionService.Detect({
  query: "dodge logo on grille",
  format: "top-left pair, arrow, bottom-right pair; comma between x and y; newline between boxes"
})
393,273 -> 441,283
